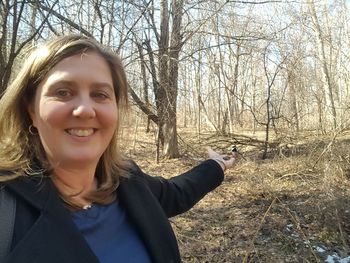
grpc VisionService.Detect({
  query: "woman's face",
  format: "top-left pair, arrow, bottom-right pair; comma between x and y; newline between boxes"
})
28,51 -> 118,169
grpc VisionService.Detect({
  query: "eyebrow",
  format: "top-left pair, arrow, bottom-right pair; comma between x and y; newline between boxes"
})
48,80 -> 114,91
92,82 -> 114,91
91,83 -> 115,96
45,80 -> 74,90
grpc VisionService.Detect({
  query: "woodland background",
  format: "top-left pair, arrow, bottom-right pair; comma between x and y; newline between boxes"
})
2,0 -> 350,262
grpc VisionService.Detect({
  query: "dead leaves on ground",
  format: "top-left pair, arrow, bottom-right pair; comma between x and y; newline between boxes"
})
121,129 -> 350,262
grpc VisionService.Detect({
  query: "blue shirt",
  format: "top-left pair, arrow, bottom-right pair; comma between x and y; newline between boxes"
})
71,202 -> 151,263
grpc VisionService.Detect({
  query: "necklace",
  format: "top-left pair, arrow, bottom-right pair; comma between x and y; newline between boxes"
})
82,203 -> 93,210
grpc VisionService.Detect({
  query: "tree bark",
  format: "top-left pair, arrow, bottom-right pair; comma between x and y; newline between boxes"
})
308,0 -> 337,130
153,0 -> 184,158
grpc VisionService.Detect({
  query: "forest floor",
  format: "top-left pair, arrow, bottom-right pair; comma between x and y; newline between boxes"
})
120,126 -> 350,263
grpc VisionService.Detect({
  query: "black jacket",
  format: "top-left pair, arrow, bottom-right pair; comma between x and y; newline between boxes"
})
2,160 -> 224,263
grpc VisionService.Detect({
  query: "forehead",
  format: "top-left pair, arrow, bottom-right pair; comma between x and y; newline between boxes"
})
42,51 -> 113,84
54,51 -> 109,70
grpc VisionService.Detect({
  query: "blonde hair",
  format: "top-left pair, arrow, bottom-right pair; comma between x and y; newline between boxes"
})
0,35 -> 130,208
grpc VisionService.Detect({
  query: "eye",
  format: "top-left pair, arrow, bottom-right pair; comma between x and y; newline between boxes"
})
55,88 -> 73,98
92,91 -> 111,101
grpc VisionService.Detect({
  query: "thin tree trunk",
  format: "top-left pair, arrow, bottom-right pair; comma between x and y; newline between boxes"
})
308,0 -> 337,129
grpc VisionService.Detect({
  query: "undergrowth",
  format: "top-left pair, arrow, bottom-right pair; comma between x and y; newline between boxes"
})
120,127 -> 350,262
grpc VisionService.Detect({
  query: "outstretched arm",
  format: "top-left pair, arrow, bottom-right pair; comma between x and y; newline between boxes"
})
130,148 -> 237,218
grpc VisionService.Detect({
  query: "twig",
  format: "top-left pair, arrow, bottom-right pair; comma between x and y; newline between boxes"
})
243,197 -> 277,263
244,196 -> 321,263
313,119 -> 350,169
276,197 -> 320,262
335,208 -> 349,253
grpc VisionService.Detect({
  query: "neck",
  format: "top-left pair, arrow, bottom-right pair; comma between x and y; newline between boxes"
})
51,165 -> 98,206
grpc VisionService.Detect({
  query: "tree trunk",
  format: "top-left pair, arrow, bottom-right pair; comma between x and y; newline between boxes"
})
157,0 -> 170,156
156,0 -> 184,158
136,42 -> 151,132
308,0 -> 337,129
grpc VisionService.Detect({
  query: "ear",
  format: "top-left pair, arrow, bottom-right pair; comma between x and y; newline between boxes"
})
27,102 -> 37,127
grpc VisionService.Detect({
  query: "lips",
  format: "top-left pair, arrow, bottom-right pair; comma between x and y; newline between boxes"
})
66,128 -> 95,137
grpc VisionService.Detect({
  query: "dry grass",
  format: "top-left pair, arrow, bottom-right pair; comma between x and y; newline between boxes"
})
120,125 -> 350,263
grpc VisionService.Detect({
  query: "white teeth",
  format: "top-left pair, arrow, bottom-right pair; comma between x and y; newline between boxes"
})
67,129 -> 94,137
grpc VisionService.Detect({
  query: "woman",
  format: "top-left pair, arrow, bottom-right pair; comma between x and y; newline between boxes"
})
0,35 -> 236,263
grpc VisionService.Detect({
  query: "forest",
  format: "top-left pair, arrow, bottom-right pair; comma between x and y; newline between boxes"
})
1,0 -> 350,262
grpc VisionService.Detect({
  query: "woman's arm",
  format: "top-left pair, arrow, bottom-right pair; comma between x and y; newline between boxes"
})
130,159 -> 225,218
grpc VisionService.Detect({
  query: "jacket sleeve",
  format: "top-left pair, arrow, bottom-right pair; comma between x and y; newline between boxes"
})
129,159 -> 224,218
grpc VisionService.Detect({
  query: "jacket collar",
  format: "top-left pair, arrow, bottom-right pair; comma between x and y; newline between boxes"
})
5,175 -> 51,211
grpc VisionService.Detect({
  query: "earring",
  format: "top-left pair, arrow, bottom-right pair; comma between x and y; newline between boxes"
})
29,124 -> 37,135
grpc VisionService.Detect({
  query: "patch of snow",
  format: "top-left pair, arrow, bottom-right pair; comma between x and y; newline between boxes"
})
313,246 -> 326,253
325,254 -> 350,263
325,255 -> 335,263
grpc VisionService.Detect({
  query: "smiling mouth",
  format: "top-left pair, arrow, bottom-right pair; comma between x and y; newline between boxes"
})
66,128 -> 95,137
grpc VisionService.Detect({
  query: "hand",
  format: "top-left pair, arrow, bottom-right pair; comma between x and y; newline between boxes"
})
207,147 -> 237,171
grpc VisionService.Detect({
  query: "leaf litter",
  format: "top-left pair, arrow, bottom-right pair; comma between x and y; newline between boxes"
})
121,127 -> 350,262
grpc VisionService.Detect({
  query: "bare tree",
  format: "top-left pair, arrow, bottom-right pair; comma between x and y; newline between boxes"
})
0,0 -> 53,94
308,0 -> 337,130
3,0 -> 350,155
261,43 -> 286,159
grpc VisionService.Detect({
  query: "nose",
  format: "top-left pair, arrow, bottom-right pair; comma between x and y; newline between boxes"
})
72,96 -> 96,119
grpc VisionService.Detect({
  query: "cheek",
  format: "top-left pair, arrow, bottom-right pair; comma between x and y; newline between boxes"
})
106,114 -> 118,135
36,101 -> 69,128
101,105 -> 118,128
